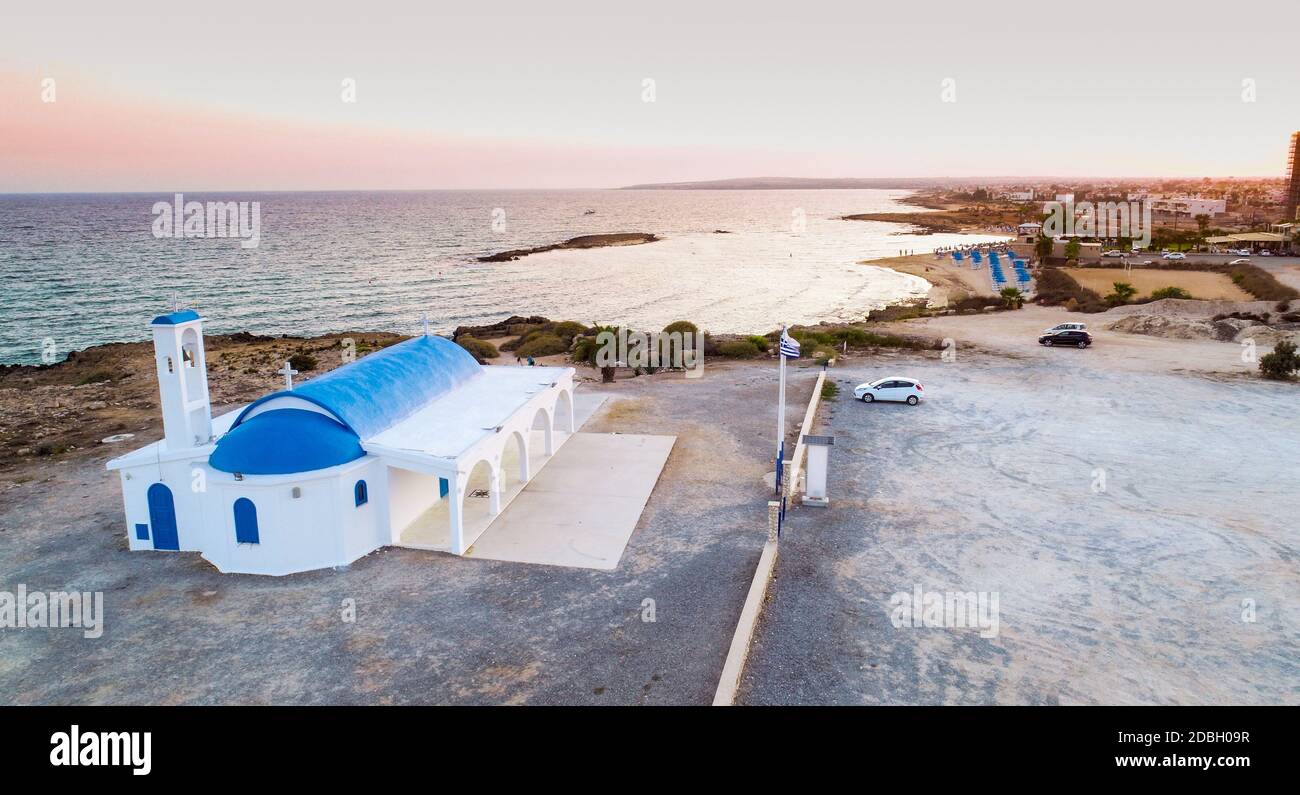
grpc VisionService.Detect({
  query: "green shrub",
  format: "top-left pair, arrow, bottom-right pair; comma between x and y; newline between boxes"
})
514,333 -> 568,358
456,336 -> 499,362
550,321 -> 588,342
288,352 -> 318,372
821,380 -> 840,400
1149,286 -> 1193,300
1259,341 -> 1299,380
663,320 -> 699,336
746,335 -> 771,352
717,339 -> 764,358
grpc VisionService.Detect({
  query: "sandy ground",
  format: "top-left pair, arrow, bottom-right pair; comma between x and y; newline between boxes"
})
864,253 -> 999,302
875,304 -> 1271,378
739,354 -> 1300,705
0,359 -> 818,705
1066,268 -> 1252,301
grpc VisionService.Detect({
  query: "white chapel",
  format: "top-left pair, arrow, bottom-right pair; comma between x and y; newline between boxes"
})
107,309 -> 576,575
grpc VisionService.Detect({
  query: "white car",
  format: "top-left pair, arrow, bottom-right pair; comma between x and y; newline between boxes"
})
1228,258 -> 1251,265
1102,250 -> 1126,258
1259,250 -> 1273,257
1043,322 -> 1087,335
1162,252 -> 1187,260
854,377 -> 924,405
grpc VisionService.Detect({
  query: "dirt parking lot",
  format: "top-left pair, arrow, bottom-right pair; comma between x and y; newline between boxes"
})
740,353 -> 1300,704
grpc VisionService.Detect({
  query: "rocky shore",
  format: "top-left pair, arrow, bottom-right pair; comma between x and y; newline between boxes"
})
478,232 -> 659,262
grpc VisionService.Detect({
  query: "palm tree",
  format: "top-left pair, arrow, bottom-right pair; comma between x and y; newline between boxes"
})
999,287 -> 1024,308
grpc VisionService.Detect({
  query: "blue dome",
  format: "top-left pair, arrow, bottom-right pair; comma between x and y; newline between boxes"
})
229,334 -> 481,439
151,309 -> 201,325
209,409 -> 364,475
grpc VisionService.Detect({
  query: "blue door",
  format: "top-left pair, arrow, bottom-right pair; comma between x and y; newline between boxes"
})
147,483 -> 179,550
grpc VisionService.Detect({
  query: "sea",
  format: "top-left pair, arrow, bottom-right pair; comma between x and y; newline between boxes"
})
0,189 -> 1008,364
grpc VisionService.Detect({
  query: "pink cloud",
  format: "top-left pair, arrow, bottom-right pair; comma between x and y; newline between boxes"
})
0,71 -> 785,191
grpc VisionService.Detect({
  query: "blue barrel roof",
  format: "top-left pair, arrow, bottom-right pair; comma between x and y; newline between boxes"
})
151,309 -> 201,325
230,334 -> 482,440
209,409 -> 365,475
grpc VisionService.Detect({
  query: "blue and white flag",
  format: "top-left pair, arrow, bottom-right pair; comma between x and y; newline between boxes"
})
779,328 -> 801,358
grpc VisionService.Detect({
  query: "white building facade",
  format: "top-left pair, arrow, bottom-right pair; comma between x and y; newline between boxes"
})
107,310 -> 575,576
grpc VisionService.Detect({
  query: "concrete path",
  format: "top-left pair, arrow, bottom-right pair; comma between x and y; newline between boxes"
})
466,432 -> 676,569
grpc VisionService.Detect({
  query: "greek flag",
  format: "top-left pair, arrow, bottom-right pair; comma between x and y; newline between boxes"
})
779,329 -> 801,358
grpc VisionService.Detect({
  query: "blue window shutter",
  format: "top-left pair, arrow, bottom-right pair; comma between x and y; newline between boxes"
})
233,498 -> 259,544
354,480 -> 368,507
135,523 -> 149,540
439,478 -> 449,499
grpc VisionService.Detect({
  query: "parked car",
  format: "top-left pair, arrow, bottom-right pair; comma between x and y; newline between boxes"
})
854,377 -> 924,405
1259,250 -> 1273,257
1162,252 -> 1187,260
1039,330 -> 1092,348
1228,258 -> 1252,265
1102,250 -> 1126,258
1042,322 -> 1087,334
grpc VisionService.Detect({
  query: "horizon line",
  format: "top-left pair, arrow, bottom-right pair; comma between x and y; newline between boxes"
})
0,175 -> 1286,196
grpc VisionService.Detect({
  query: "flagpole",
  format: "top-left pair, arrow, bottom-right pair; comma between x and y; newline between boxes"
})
777,326 -> 787,492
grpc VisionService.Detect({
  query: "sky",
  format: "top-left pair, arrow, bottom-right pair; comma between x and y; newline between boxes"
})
2,0 -> 1298,191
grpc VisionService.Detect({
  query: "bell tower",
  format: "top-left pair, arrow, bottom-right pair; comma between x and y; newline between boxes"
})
150,309 -> 214,449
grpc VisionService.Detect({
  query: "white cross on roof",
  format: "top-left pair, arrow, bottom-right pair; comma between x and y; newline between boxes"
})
277,360 -> 299,390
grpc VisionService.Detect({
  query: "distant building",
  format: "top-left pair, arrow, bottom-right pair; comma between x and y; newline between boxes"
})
1016,222 -> 1042,244
1286,131 -> 1300,221
1150,196 -> 1226,217
1002,190 -> 1035,202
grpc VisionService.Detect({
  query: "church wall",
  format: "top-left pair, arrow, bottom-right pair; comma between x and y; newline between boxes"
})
119,455 -> 210,553
388,467 -> 446,536
338,457 -> 389,563
205,475 -> 343,576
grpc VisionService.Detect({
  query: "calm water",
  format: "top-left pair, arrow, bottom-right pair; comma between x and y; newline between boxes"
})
0,189 -> 1006,364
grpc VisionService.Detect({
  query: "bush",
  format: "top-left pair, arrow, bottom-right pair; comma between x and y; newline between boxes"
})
662,320 -> 699,336
1035,268 -> 1107,312
820,380 -> 840,400
1259,341 -> 1299,380
514,333 -> 568,359
456,336 -> 499,362
716,339 -> 764,358
746,335 -> 771,352
1149,286 -> 1193,300
289,352 -> 318,372
1105,282 -> 1138,305
550,321 -> 588,342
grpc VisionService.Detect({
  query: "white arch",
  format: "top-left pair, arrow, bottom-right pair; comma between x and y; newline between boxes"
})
531,406 -> 554,456
555,388 -> 575,433
501,429 -> 529,490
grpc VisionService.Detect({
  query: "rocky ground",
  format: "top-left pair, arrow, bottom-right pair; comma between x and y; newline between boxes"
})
0,331 -> 407,472
1103,298 -> 1300,348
